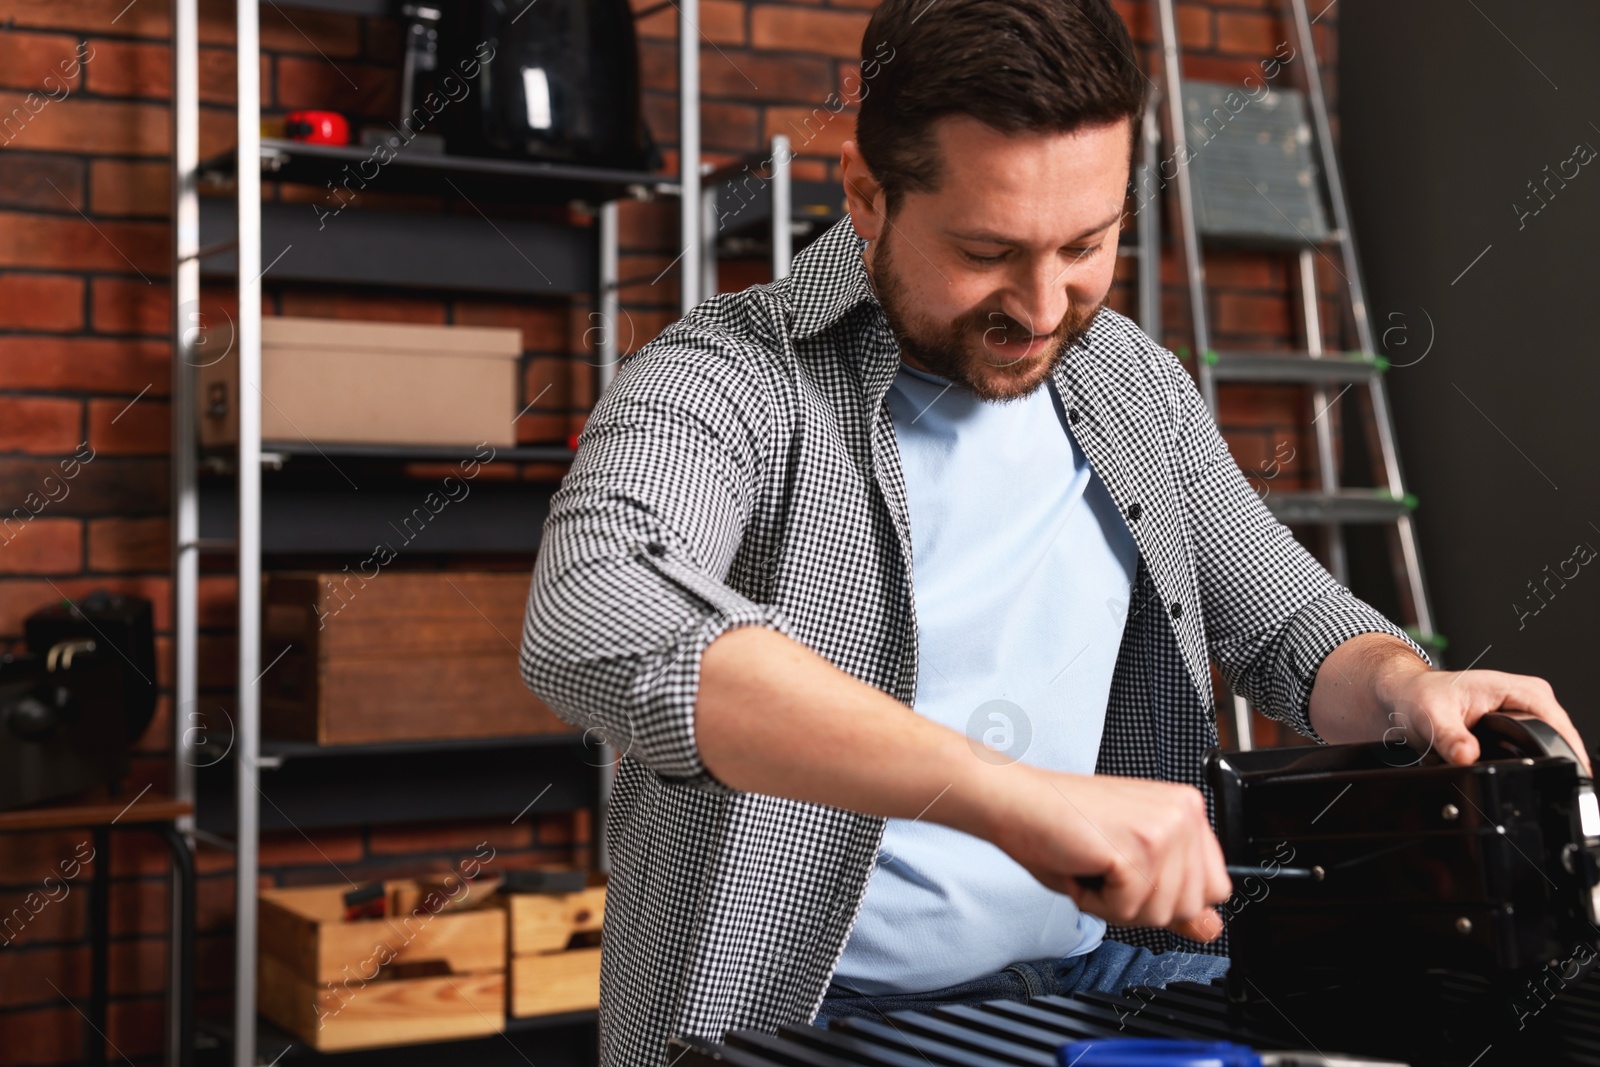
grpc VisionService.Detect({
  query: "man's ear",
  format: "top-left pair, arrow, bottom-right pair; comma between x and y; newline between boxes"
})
840,140 -> 886,243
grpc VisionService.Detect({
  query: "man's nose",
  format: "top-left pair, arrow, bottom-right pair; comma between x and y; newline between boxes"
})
999,261 -> 1069,338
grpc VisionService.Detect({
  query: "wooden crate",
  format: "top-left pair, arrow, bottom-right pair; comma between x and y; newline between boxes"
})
258,880 -> 507,1051
261,570 -> 574,744
506,876 -> 606,1018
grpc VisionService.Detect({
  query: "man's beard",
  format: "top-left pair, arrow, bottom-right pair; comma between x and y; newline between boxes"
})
866,223 -> 1103,403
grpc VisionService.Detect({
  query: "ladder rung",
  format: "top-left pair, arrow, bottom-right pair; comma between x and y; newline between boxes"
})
1207,351 -> 1384,383
1195,227 -> 1346,252
1263,490 -> 1415,525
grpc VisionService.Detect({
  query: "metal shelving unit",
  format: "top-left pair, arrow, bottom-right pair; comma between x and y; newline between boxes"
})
168,1 -> 730,1065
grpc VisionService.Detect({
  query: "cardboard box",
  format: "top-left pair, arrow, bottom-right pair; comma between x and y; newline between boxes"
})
505,874 -> 605,1018
262,570 -> 573,745
258,880 -> 506,1052
198,317 -> 520,449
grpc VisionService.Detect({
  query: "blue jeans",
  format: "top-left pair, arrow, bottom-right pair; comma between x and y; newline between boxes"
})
813,939 -> 1230,1027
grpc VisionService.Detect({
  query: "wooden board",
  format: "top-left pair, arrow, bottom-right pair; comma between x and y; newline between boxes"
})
261,571 -> 575,744
259,953 -> 504,1052
510,948 -> 601,1018
506,883 -> 606,955
259,881 -> 505,984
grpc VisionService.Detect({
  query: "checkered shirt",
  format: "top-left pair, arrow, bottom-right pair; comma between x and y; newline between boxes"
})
519,215 -> 1432,1067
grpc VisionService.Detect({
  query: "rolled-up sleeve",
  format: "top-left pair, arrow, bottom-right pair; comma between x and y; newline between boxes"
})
518,322 -> 797,793
1168,353 -> 1434,741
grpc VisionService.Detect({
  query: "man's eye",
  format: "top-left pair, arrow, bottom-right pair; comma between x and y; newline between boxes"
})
962,250 -> 1007,265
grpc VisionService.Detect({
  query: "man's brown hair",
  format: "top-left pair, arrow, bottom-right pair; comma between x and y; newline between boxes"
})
854,0 -> 1146,219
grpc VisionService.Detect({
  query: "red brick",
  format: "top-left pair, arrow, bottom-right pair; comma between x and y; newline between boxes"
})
452,299 -> 568,351
0,0 -> 169,37
0,91 -> 169,155
104,996 -> 164,1060
1112,0 -> 1149,44
1183,53 -> 1273,85
646,95 -> 761,152
0,517 -> 81,573
275,290 -> 445,324
523,357 -> 570,413
87,396 -> 166,454
257,5 -> 363,58
709,100 -> 763,152
87,516 -> 168,571
0,32 -> 84,91
83,38 -> 168,97
764,104 -> 856,159
0,153 -> 83,212
197,573 -> 236,627
0,885 -> 84,946
0,211 -> 167,275
637,0 -> 745,44
1216,291 -> 1292,337
0,397 -> 79,452
1177,4 -> 1213,49
274,54 -> 398,117
1215,11 -> 1284,57
366,820 -> 532,857
0,829 -> 97,887
750,6 -> 865,58
516,413 -> 567,444
0,1006 -> 78,1064
88,159 -> 170,217
0,336 -> 169,394
257,828 -> 364,869
1217,383 -> 1303,430
0,271 -> 83,330
615,309 -> 679,355
0,576 -> 170,638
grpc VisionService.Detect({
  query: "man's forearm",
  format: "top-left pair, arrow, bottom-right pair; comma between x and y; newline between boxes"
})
695,624 -> 997,837
1307,631 -> 1432,743
695,623 -> 1236,940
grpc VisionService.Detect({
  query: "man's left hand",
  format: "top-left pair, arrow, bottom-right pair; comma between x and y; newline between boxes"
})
1309,633 -> 1593,778
1378,665 -> 1593,778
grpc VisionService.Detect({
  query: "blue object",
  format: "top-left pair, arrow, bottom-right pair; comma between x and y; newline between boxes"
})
832,358 -> 1141,995
1058,1040 -> 1262,1067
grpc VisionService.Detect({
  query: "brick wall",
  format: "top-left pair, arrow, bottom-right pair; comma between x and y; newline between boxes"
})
0,0 -> 1342,1062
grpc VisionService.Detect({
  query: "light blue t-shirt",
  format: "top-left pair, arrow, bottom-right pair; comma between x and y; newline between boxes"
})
832,359 -> 1142,996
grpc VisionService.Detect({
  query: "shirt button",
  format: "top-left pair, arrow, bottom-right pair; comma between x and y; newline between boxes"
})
1170,601 -> 1184,619
646,541 -> 666,557
1126,502 -> 1142,522
1068,408 -> 1082,424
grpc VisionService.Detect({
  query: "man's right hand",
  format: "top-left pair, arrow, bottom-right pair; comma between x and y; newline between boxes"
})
973,765 -> 1232,943
696,624 -> 1232,943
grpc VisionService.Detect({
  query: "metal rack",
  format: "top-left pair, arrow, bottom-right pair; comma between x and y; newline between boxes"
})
167,2 -> 806,1066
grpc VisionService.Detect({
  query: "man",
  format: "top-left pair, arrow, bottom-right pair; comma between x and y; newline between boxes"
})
519,0 -> 1589,1064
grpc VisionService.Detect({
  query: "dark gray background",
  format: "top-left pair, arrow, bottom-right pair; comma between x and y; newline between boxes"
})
1340,0 -> 1600,743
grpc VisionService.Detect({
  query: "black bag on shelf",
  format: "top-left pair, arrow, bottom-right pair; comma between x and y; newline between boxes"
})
431,0 -> 661,170
0,590 -> 157,811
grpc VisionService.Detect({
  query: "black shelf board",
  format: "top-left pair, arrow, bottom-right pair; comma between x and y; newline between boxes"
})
199,475 -> 557,554
200,199 -> 597,296
270,441 -> 575,463
712,176 -> 845,243
203,138 -> 676,207
197,1012 -> 598,1066
223,441 -> 577,464
257,731 -> 584,761
195,730 -> 599,833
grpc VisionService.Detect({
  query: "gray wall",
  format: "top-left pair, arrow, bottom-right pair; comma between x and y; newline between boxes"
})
1339,0 -> 1600,742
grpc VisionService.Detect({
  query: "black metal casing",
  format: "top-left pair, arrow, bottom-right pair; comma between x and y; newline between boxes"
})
1207,717 -> 1600,990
